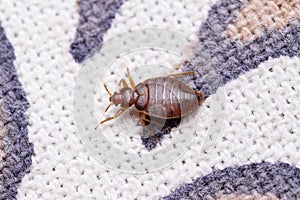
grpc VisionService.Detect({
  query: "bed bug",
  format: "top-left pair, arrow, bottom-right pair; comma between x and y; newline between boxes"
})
99,68 -> 205,140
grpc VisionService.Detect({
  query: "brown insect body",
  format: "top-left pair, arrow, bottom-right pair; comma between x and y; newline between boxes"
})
134,77 -> 204,119
100,68 -> 205,137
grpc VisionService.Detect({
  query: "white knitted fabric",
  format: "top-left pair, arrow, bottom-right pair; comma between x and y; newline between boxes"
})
0,0 -> 299,199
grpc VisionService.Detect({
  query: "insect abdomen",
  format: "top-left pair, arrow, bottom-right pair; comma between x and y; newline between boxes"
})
135,77 -> 199,119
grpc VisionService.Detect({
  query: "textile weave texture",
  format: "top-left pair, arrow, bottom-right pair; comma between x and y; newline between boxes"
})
0,0 -> 299,199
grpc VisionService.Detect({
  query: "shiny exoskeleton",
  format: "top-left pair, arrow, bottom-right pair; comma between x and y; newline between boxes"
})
100,68 -> 205,139
134,77 -> 204,118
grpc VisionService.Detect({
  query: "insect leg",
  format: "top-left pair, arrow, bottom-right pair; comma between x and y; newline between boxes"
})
141,115 -> 165,127
104,102 -> 113,112
126,67 -> 136,89
118,79 -> 128,87
172,60 -> 188,70
100,108 -> 126,124
139,113 -> 158,142
167,71 -> 195,77
196,91 -> 205,106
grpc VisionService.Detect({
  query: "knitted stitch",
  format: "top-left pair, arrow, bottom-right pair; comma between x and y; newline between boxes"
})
147,0 -> 300,148
69,0 -> 300,149
8,0 -> 296,198
70,0 -> 126,63
163,162 -> 300,200
182,0 -> 300,96
0,23 -> 33,200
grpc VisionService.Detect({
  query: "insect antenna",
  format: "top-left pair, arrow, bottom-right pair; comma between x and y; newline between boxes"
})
103,84 -> 112,96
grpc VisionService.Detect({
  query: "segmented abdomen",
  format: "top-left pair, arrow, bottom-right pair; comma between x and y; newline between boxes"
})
134,77 -> 199,118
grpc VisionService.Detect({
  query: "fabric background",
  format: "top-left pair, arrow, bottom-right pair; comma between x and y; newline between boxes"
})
0,0 -> 299,199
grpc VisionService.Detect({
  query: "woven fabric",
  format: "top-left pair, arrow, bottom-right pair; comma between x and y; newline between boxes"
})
0,0 -> 299,199
163,162 -> 300,199
0,23 -> 33,199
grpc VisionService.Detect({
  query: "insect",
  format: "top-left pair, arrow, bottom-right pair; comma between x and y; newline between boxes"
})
99,68 -> 205,140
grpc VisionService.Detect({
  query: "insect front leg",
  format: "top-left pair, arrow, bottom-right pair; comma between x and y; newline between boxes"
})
100,108 -> 126,124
